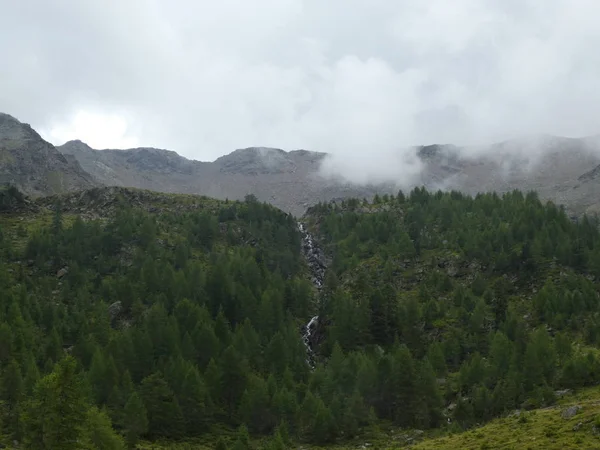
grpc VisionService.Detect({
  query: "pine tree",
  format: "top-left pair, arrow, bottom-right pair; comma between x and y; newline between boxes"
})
139,372 -> 184,439
232,423 -> 251,450
192,322 -> 220,370
413,358 -> 443,428
21,356 -> 90,449
123,391 -> 148,448
272,387 -> 298,431
390,344 -> 417,427
1,359 -> 24,438
219,346 -> 248,419
81,406 -> 125,449
427,342 -> 448,377
239,374 -> 273,434
179,365 -> 211,434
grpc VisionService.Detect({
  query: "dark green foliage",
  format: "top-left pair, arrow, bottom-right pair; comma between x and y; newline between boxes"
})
140,372 -> 185,439
123,392 -> 148,447
308,188 -> 600,433
3,186 -> 600,446
0,184 -> 25,211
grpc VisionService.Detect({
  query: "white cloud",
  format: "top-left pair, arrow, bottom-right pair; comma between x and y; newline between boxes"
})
40,111 -> 139,150
1,0 -> 600,181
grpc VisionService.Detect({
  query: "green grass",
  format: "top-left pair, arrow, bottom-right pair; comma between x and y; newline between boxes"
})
0,212 -> 79,252
414,387 -> 600,450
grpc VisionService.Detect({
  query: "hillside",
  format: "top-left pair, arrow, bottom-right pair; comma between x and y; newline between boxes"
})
299,189 -> 600,446
2,185 -> 600,448
0,113 -> 97,195
413,386 -> 600,449
0,186 -> 313,448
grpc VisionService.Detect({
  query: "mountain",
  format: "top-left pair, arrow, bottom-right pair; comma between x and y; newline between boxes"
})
58,134 -> 600,217
58,140 -> 388,216
3,112 -> 600,216
0,113 -> 97,195
415,135 -> 600,216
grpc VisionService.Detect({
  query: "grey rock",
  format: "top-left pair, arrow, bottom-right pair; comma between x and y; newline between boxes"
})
555,389 -> 572,398
561,405 -> 581,419
56,267 -> 68,278
108,301 -> 123,321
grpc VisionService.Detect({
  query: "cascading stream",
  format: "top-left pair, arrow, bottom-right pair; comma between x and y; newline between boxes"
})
298,221 -> 326,368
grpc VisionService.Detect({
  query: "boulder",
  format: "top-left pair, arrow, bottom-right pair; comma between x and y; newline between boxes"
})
108,301 -> 123,321
562,405 -> 581,419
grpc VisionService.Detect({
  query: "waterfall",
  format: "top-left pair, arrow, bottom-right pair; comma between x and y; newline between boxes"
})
298,221 -> 326,368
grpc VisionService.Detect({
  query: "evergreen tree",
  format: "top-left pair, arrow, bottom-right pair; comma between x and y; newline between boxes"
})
139,372 -> 184,439
82,406 -> 125,449
123,392 -> 148,448
239,375 -> 273,433
232,424 -> 251,450
21,356 -> 90,449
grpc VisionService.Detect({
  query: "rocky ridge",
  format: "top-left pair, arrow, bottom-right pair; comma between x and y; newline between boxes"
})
0,113 -> 97,196
3,112 -> 600,217
57,132 -> 600,217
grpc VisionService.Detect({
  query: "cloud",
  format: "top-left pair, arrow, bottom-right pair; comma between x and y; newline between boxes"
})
1,0 -> 600,183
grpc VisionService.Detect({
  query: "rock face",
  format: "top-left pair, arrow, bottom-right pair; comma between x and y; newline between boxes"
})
0,114 -> 97,196
59,138 -> 387,217
59,133 -> 600,217
108,301 -> 123,322
299,222 -> 327,289
562,405 -> 582,419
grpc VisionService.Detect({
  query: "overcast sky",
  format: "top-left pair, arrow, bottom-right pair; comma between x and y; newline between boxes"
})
2,0 -> 600,164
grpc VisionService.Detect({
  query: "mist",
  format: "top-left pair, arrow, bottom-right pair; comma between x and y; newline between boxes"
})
2,0 -> 600,187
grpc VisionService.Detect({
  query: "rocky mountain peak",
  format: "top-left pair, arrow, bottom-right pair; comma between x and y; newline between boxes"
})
215,146 -> 298,174
0,112 -> 43,145
416,144 -> 460,161
122,147 -> 197,174
4,111 -> 600,218
0,114 -> 97,196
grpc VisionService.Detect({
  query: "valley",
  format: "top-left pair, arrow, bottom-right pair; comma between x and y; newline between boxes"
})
3,113 -> 600,449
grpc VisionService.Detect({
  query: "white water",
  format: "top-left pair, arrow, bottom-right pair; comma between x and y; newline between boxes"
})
303,315 -> 319,368
298,221 -> 325,368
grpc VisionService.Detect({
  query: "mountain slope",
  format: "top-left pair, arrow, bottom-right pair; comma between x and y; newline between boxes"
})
414,386 -> 600,449
58,140 -> 387,216
417,136 -> 600,215
299,189 -> 600,445
0,113 -> 97,195
59,133 -> 600,217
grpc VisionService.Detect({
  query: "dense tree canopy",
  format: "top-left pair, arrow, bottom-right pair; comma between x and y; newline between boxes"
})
1,187 -> 600,447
